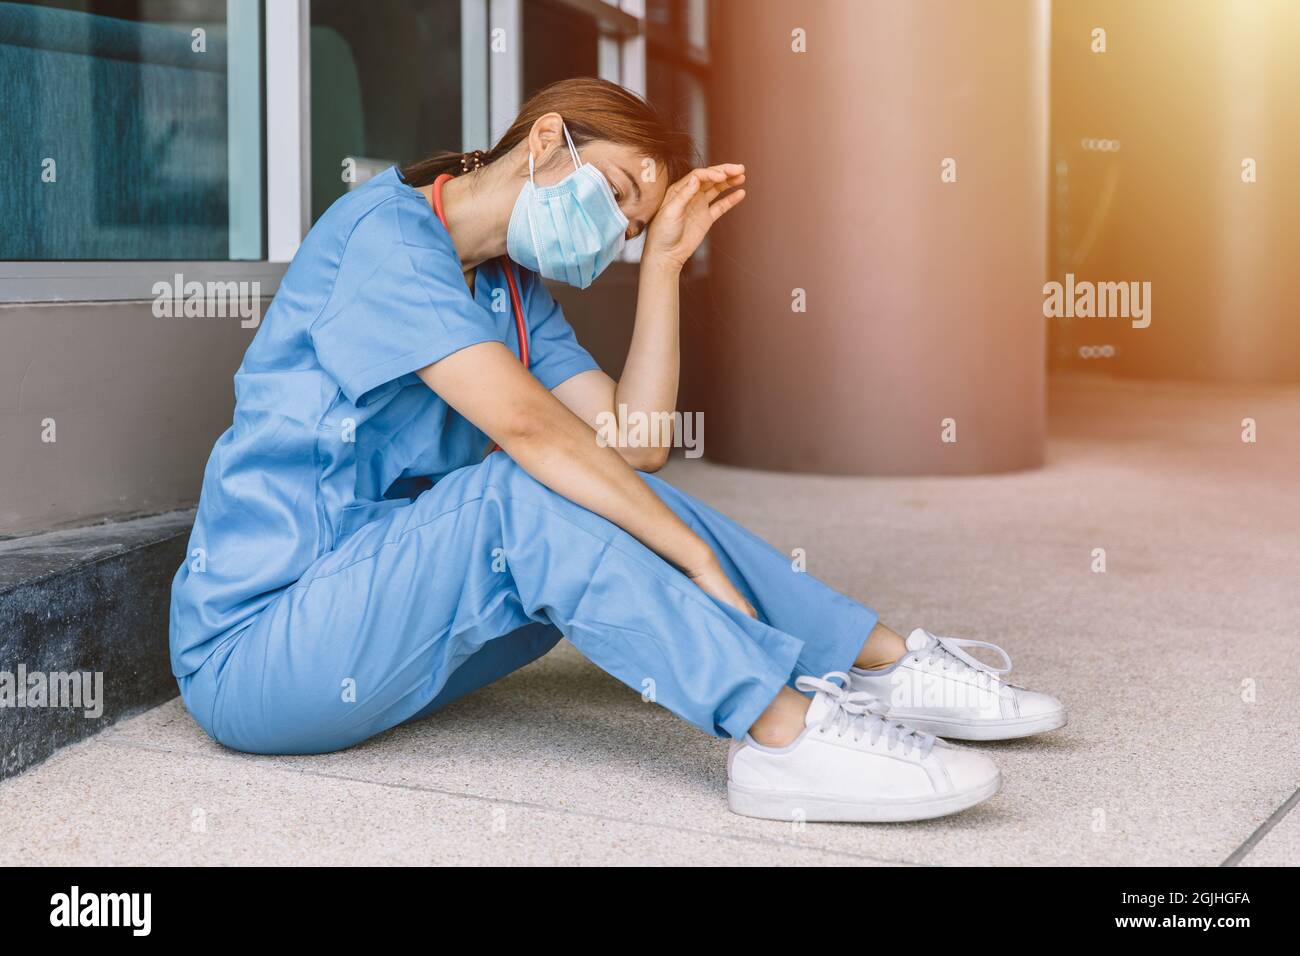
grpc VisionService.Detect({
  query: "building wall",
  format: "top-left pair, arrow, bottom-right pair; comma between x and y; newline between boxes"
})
0,300 -> 257,536
0,276 -> 650,538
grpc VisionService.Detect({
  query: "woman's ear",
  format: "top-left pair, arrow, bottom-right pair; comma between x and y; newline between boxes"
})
527,112 -> 566,170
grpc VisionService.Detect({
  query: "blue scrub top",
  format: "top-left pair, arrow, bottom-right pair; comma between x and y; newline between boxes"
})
169,166 -> 600,678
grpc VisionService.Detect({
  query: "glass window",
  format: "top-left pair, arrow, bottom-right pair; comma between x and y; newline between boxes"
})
646,0 -> 709,154
685,0 -> 707,51
310,0 -> 462,222
522,0 -> 598,98
646,0 -> 710,270
0,0 -> 264,261
647,0 -> 707,56
647,60 -> 707,158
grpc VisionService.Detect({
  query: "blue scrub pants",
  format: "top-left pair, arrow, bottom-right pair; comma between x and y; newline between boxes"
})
179,454 -> 878,754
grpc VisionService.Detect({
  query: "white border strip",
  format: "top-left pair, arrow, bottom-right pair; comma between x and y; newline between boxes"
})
461,0 -> 491,150
487,0 -> 522,147
0,262 -> 288,305
266,0 -> 311,262
226,0 -> 264,260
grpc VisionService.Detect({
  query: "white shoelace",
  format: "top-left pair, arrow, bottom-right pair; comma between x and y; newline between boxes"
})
795,672 -> 935,758
913,631 -> 1013,689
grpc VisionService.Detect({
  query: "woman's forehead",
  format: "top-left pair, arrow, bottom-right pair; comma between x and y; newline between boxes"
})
583,141 -> 659,178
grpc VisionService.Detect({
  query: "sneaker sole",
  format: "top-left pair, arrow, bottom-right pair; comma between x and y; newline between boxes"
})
889,710 -> 1067,741
727,770 -> 1001,823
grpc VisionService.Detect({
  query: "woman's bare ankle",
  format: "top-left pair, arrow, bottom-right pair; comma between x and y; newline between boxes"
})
855,621 -> 907,670
744,621 -> 908,748
747,686 -> 810,747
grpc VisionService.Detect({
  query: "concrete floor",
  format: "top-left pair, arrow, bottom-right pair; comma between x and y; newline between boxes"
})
2,376 -> 1297,865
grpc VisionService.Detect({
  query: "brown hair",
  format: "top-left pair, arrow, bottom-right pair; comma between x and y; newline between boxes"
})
400,77 -> 696,189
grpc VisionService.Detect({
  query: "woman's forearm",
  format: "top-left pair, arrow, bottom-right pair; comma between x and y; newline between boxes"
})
504,387 -> 709,575
613,254 -> 682,456
554,165 -> 746,470
419,342 -> 712,578
493,371 -> 752,616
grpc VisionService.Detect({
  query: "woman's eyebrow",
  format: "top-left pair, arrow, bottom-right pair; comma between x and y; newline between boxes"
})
620,165 -> 642,202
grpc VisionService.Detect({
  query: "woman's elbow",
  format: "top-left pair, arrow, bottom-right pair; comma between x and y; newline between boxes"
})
622,445 -> 670,473
493,406 -> 549,453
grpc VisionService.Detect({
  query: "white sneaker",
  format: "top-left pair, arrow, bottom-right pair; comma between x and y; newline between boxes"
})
727,673 -> 1000,823
849,628 -> 1066,741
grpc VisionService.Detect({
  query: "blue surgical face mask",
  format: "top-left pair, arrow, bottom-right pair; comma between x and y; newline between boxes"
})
506,122 -> 628,289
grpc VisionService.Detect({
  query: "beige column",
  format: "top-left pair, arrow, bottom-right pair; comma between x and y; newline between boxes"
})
689,0 -> 1049,474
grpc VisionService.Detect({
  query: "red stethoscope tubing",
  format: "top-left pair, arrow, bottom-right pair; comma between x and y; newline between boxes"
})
431,173 -> 529,370
431,172 -> 527,456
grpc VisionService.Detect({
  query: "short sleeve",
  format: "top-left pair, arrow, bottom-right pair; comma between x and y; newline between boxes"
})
310,198 -> 505,406
518,270 -> 601,391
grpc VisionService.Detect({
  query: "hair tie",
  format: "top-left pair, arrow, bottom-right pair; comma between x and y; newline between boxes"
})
459,149 -> 485,173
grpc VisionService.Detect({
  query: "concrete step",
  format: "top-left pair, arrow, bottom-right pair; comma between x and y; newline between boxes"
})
0,511 -> 193,779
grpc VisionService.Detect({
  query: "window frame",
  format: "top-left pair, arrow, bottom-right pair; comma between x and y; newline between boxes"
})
1,0 -> 284,303
0,0 -> 659,304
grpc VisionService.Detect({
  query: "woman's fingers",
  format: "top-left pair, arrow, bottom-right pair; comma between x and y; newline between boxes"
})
708,187 -> 746,221
689,165 -> 743,194
700,173 -> 745,203
699,163 -> 744,180
649,163 -> 746,254
659,172 -> 701,220
662,164 -> 745,211
688,559 -> 758,619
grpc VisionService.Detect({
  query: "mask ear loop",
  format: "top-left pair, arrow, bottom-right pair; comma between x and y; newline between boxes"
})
528,122 -> 582,184
560,121 -> 582,170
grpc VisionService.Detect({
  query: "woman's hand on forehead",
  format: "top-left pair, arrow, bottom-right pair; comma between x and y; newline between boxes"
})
640,162 -> 747,270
